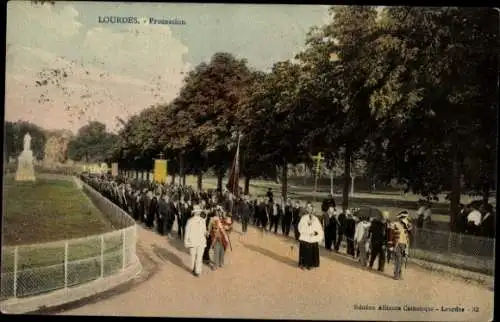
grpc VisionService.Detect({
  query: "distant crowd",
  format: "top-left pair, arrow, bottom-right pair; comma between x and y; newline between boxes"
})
80,172 -> 494,280
80,173 -> 418,280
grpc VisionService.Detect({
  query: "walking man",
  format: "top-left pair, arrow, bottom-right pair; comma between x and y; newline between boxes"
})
241,196 -> 251,233
391,211 -> 412,280
282,199 -> 293,237
354,216 -> 371,267
368,211 -> 389,271
292,200 -> 302,241
345,210 -> 357,257
184,205 -> 207,277
323,206 -> 337,251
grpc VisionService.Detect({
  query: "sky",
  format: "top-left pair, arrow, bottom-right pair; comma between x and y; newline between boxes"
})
5,1 -> 331,134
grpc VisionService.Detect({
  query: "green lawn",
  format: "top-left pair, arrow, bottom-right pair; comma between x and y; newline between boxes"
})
2,176 -> 113,246
1,176 -> 120,271
1,175 -> 126,298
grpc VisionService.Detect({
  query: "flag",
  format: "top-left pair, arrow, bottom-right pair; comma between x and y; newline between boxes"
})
227,134 -> 241,197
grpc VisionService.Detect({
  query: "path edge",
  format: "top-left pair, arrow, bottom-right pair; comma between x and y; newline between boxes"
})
0,256 -> 142,314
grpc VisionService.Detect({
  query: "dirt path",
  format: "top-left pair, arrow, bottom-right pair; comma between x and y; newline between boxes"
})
59,221 -> 493,321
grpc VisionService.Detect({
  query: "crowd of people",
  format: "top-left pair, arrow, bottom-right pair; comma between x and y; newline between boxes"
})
82,173 -> 418,281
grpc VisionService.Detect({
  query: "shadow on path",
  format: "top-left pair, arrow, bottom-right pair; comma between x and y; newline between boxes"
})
151,243 -> 191,273
241,242 -> 297,268
166,235 -> 190,255
318,247 -> 395,281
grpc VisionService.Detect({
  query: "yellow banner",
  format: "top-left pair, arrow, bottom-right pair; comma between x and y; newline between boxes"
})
154,159 -> 168,183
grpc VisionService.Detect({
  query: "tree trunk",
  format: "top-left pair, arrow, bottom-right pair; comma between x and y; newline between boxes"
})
182,174 -> 187,187
281,162 -> 288,200
170,173 -> 176,185
217,167 -> 224,192
179,152 -> 185,187
244,175 -> 250,195
342,144 -> 352,211
197,170 -> 203,191
482,180 -> 490,210
330,167 -> 334,195
350,175 -> 355,196
449,152 -> 462,232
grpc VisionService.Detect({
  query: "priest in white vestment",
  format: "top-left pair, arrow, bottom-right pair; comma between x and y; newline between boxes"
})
298,206 -> 324,270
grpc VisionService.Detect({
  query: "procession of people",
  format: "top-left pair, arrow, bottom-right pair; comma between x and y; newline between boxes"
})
81,172 -> 419,280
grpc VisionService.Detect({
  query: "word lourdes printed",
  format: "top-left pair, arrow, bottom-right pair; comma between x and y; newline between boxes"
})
98,16 -> 186,25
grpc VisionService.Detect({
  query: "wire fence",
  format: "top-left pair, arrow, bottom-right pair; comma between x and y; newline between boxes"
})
0,179 -> 137,299
314,209 -> 494,275
408,227 -> 494,274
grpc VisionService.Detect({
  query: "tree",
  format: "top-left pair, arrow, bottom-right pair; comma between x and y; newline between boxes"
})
297,6 -> 397,210
68,121 -> 118,163
240,61 -> 311,200
372,7 -> 498,230
175,52 -> 254,190
4,121 -> 47,161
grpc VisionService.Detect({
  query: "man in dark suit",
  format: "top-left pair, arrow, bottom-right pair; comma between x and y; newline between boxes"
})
282,199 -> 293,236
258,198 -> 269,230
241,196 -> 252,233
156,194 -> 168,235
334,210 -> 346,251
292,201 -> 302,241
344,210 -> 357,257
269,200 -> 281,234
323,206 -> 338,251
321,193 -> 336,213
368,211 -> 390,271
146,192 -> 158,228
266,188 -> 274,204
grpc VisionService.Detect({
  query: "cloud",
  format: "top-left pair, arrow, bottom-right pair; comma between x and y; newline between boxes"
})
6,4 -> 191,133
7,2 -> 82,48
5,44 -> 184,133
82,25 -> 190,86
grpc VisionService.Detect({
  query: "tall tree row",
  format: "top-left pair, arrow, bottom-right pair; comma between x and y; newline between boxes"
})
111,6 -> 497,230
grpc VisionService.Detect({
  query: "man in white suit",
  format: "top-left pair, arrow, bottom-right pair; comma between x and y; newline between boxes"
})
184,205 -> 207,277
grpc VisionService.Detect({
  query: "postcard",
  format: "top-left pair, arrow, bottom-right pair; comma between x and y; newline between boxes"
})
3,2 -> 495,321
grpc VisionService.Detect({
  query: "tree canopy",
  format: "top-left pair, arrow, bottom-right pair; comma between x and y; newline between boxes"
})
99,6 -> 496,230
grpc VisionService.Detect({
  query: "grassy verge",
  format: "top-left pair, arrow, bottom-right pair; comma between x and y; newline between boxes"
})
3,176 -> 113,246
1,175 -> 129,298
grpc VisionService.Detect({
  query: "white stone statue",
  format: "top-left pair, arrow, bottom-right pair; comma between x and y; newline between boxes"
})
15,132 -> 36,182
23,133 -> 32,151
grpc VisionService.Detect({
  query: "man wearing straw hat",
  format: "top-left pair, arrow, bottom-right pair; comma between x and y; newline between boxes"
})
184,204 -> 207,277
390,211 -> 413,280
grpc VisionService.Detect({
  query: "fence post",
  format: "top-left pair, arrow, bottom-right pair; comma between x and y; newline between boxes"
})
13,246 -> 18,298
100,235 -> 105,278
64,241 -> 69,288
122,229 -> 126,270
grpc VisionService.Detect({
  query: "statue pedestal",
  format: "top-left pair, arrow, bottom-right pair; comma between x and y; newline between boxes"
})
15,150 -> 36,182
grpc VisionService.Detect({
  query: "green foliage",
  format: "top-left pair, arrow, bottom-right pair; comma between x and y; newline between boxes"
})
67,121 -> 118,162
108,6 -> 496,219
4,121 -> 47,161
